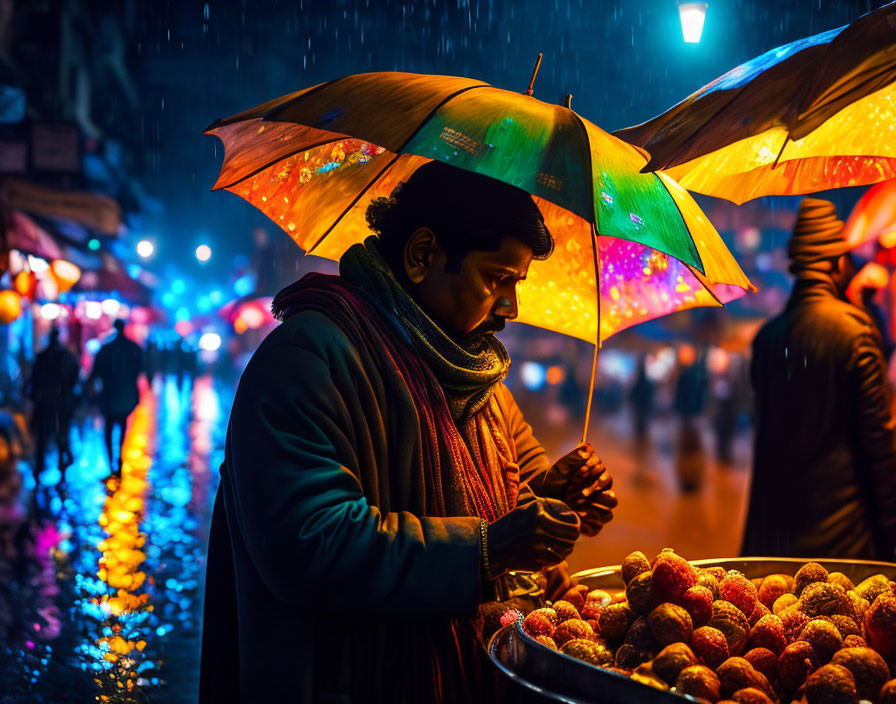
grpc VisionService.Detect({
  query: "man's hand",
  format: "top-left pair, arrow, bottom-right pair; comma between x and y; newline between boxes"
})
541,561 -> 574,602
486,497 -> 580,578
540,442 -> 617,537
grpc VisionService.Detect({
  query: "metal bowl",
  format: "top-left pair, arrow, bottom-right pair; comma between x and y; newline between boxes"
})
489,557 -> 896,704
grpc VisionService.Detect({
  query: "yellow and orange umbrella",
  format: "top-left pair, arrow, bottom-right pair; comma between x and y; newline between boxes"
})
615,2 -> 896,204
206,71 -> 752,347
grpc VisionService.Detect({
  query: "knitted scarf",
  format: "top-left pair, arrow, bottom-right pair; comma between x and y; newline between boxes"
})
271,241 -> 519,523
339,237 -> 511,422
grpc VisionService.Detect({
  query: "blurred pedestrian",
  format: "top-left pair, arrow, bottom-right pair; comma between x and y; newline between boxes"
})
744,198 -> 896,560
87,319 -> 144,472
26,329 -> 79,479
628,355 -> 654,448
673,345 -> 708,492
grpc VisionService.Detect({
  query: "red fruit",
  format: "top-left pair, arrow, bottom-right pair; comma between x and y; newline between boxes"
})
704,566 -> 728,582
586,618 -> 601,634
758,574 -> 793,610
552,600 -> 581,623
586,589 -> 611,606
534,635 -> 558,649
721,571 -> 759,617
749,602 -> 771,627
580,602 -> 601,621
830,647 -> 891,702
794,562 -> 829,597
553,618 -> 596,646
500,608 -> 521,628
675,665 -> 722,703
880,679 -> 896,704
523,611 -> 555,638
716,657 -> 775,699
782,609 -> 811,642
778,640 -> 822,693
748,614 -> 787,655
842,635 -> 867,649
865,592 -> 896,659
652,549 -> 698,603
805,663 -> 858,704
731,687 -> 774,704
648,603 -> 693,646
531,606 -> 559,625
622,550 -> 652,586
561,584 -> 589,611
743,647 -> 778,684
798,619 -> 843,663
708,600 -> 751,656
624,615 -> 660,655
681,586 -> 715,627
598,603 -> 635,644
692,626 -> 731,670
627,571 -> 659,615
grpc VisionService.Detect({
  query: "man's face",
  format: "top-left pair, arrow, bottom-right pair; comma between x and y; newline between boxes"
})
409,235 -> 534,346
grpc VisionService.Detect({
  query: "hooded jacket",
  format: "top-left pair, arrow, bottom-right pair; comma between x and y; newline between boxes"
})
743,273 -> 896,560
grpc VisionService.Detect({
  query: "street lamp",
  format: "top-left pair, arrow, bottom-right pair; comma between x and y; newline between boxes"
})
196,244 -> 212,262
678,2 -> 707,43
137,240 -> 155,258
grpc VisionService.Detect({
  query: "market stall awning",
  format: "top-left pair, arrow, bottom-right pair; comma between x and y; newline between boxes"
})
75,252 -> 152,304
1,178 -> 121,236
6,209 -> 63,260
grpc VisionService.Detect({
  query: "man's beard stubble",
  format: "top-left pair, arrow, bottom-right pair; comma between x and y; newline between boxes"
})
459,316 -> 505,351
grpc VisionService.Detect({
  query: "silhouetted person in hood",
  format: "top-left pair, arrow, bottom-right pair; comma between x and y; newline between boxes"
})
743,198 -> 896,560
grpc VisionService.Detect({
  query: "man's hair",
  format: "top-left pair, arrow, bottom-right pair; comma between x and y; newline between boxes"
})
113,318 -> 126,332
366,161 -> 553,273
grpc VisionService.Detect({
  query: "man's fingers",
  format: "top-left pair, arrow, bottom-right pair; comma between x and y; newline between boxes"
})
588,489 -> 618,509
580,470 -> 613,496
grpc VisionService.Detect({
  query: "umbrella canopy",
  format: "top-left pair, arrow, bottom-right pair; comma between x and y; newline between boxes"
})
207,72 -> 752,345
842,178 -> 896,248
614,2 -> 896,204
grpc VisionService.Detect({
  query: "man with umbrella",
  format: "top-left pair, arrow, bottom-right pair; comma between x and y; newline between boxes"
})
743,198 -> 896,561
201,162 -> 617,704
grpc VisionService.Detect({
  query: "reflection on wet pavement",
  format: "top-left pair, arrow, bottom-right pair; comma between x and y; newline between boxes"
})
0,376 -> 224,703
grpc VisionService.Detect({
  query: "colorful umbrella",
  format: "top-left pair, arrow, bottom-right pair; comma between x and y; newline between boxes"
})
843,178 -> 896,249
614,2 -> 896,204
206,72 -> 753,349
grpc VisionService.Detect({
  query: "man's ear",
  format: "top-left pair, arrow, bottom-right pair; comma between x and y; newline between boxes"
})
403,227 -> 439,284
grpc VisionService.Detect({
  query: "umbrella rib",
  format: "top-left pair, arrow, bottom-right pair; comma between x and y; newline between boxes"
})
205,75 -> 341,132
304,152 -> 403,255
395,84 -> 489,153
654,174 -> 707,275
216,137 -> 347,191
304,84 -> 489,254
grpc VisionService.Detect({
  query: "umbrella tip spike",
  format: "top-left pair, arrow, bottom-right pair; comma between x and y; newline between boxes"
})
525,52 -> 543,96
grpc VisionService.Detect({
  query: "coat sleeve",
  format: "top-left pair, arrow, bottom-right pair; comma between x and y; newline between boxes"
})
849,330 -> 896,556
223,341 -> 484,615
497,385 -> 551,498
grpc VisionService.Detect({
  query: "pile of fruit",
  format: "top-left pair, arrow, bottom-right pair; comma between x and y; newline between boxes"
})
506,549 -> 896,704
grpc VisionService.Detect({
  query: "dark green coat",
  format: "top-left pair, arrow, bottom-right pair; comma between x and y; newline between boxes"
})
200,309 -> 549,703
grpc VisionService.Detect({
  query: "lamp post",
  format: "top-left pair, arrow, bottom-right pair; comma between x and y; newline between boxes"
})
678,2 -> 708,43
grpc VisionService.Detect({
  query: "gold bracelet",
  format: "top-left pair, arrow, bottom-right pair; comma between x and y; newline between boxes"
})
479,519 -> 490,581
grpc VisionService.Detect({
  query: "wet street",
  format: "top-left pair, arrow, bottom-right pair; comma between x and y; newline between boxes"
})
1,369 -> 751,703
1,375 -> 224,704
